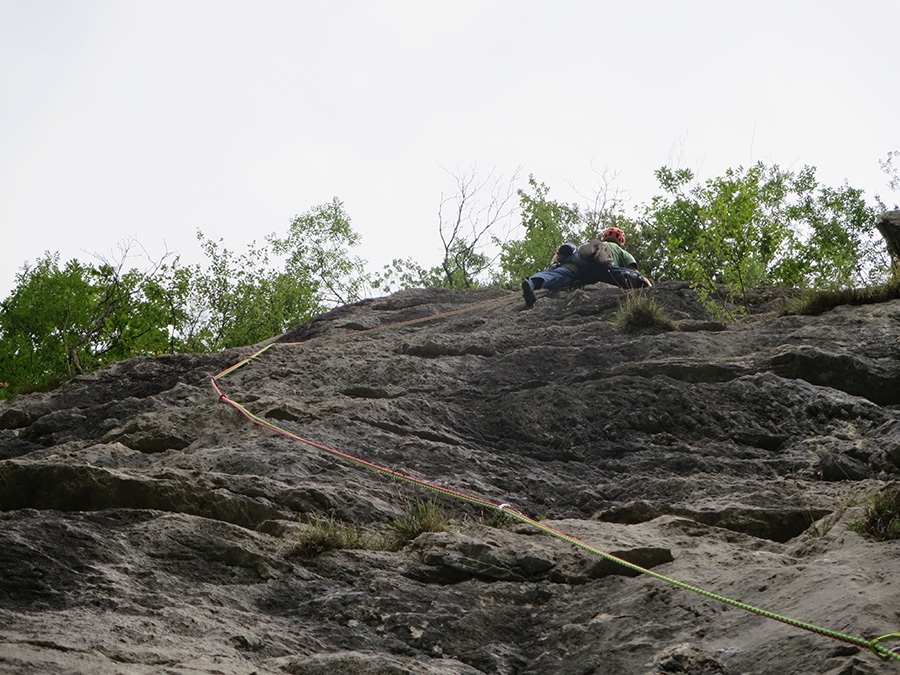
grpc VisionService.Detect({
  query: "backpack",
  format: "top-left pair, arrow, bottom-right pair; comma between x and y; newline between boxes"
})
577,240 -> 613,269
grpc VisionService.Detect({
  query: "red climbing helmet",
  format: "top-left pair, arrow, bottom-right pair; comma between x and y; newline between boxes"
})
600,227 -> 626,246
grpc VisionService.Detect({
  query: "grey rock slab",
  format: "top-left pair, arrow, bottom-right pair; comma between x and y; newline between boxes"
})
1,285 -> 899,673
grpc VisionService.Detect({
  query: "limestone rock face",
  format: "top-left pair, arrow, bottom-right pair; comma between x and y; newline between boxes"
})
1,282 -> 899,674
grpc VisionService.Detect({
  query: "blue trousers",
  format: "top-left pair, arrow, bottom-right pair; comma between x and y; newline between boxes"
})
527,267 -> 577,291
529,266 -> 650,291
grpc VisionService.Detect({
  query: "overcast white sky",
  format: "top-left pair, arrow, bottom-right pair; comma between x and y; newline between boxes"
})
2,0 -> 899,299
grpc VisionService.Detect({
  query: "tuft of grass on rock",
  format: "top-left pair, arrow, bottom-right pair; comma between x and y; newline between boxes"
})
612,293 -> 679,332
387,499 -> 451,544
285,500 -> 455,559
286,514 -> 378,560
847,485 -> 900,541
779,277 -> 900,317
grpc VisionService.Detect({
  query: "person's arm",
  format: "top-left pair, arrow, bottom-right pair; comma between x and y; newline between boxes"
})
618,247 -> 637,269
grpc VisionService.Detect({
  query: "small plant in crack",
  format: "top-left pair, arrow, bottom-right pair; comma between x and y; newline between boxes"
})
387,498 -> 451,545
848,486 -> 900,541
803,493 -> 866,539
480,508 -> 518,530
805,509 -> 842,539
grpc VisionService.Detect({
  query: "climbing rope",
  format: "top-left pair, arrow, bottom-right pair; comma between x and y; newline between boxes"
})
211,291 -> 900,663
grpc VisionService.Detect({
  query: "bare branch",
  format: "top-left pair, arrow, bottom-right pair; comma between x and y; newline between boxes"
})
564,162 -> 629,239
435,163 -> 521,287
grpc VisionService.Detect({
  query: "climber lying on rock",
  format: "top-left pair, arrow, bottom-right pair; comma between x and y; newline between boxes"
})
521,227 -> 652,307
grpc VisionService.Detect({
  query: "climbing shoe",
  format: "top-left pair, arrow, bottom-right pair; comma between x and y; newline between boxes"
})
522,279 -> 537,307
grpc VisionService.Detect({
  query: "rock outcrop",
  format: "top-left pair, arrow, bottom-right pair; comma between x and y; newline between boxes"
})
1,282 -> 899,674
877,209 -> 900,266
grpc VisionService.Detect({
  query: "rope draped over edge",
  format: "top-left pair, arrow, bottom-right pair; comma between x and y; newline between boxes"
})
210,291 -> 900,663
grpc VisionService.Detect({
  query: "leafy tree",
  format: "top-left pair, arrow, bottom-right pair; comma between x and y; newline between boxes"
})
435,238 -> 493,290
640,162 -> 885,313
165,198 -> 371,353
0,248 -> 171,398
162,234 -> 318,352
786,175 -> 886,288
644,164 -> 798,309
0,254 -> 90,395
370,257 -> 440,295
267,197 -> 369,306
496,176 -> 582,284
1,198 -> 372,397
165,198 -> 372,352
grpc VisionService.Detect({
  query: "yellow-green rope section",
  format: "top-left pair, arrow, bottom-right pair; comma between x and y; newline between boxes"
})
210,293 -> 900,664
510,509 -> 900,662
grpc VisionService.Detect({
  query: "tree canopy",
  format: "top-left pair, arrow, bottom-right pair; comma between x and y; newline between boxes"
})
635,163 -> 886,311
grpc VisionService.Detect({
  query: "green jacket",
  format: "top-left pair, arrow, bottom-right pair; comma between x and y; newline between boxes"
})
603,241 -> 637,268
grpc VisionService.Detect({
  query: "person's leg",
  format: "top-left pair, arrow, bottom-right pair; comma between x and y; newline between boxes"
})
603,266 -> 652,288
530,267 -> 577,291
522,268 -> 577,306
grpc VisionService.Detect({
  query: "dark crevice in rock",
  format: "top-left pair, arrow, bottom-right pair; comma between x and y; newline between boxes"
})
341,386 -> 403,399
769,345 -> 900,405
0,462 -> 283,529
598,501 -> 831,542
400,530 -> 674,586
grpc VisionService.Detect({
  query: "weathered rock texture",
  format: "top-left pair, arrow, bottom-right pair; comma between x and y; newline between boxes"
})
877,209 -> 900,266
1,282 -> 899,674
